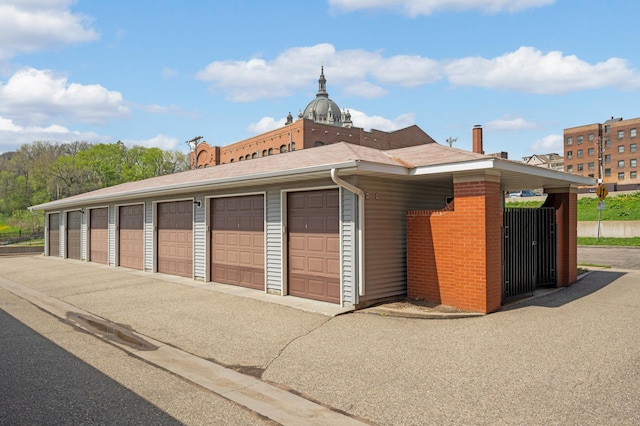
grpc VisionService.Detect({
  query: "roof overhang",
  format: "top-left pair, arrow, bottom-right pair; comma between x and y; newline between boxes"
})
410,157 -> 595,190
29,154 -> 593,212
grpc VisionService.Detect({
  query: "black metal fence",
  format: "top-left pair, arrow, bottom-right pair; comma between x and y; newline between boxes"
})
502,208 -> 557,301
0,231 -> 44,246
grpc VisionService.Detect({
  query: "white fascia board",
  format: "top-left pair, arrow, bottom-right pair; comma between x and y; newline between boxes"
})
410,159 -> 497,176
30,161 -> 361,211
411,158 -> 595,186
354,160 -> 409,175
491,159 -> 596,185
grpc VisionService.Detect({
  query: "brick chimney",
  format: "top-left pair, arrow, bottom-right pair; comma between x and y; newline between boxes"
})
472,125 -> 484,154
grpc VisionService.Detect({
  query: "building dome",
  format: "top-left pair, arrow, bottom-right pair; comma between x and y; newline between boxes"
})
301,67 -> 344,126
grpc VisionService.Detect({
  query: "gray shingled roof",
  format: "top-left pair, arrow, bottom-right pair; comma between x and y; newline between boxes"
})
30,141 -> 594,211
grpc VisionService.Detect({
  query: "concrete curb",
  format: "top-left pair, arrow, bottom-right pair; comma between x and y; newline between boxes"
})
0,276 -> 369,426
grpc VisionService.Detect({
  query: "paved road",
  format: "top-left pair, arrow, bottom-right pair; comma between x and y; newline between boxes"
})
578,245 -> 640,270
0,309 -> 182,426
1,254 -> 639,425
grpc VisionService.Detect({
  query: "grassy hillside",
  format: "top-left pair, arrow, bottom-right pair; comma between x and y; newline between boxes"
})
506,191 -> 640,221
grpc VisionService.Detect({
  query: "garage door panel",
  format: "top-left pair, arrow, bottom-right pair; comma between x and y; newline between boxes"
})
119,205 -> 143,270
157,201 -> 192,278
287,189 -> 340,304
48,213 -> 60,257
211,195 -> 264,290
90,208 -> 108,264
66,211 -> 82,260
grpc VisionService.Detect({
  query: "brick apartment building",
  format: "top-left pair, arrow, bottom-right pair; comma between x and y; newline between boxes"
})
189,67 -> 436,168
564,116 -> 640,190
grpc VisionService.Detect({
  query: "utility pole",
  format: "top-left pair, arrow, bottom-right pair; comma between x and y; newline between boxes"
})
446,136 -> 457,148
186,136 -> 203,169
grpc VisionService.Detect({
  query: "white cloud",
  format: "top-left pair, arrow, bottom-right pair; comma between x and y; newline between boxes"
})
348,109 -> 415,131
446,46 -> 640,94
0,115 -> 107,154
0,0 -> 98,60
486,117 -> 537,131
247,116 -> 287,134
196,44 -> 640,102
123,134 -> 180,151
0,67 -> 130,125
530,134 -> 563,154
328,0 -> 555,16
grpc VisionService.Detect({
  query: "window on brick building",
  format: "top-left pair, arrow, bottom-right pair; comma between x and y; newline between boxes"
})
314,141 -> 324,147
605,168 -> 611,177
567,165 -> 573,172
577,164 -> 583,171
631,128 -> 637,138
567,151 -> 573,159
567,137 -> 573,145
268,148 -> 273,155
618,130 -> 625,139
289,142 -> 296,151
588,147 -> 594,155
230,159 -> 234,163
605,140 -> 611,149
588,133 -> 594,142
577,149 -> 583,158
245,154 -> 250,160
631,159 -> 637,168
239,157 -> 244,161
279,145 -> 286,153
618,145 -> 625,153
631,171 -> 638,179
605,154 -> 611,163
262,150 -> 267,157
604,125 -> 610,133
631,144 -> 637,153
577,135 -> 584,144
618,160 -> 625,168
588,162 -> 595,170
252,152 -> 258,159
618,172 -> 625,180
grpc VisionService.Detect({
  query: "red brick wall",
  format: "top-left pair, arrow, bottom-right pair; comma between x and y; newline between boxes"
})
543,191 -> 578,286
407,179 -> 502,313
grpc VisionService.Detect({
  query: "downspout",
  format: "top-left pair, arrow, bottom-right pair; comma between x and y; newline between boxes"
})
330,169 -> 365,298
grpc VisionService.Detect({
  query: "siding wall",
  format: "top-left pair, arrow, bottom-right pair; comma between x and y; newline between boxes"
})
193,195 -> 206,280
81,208 -> 87,261
108,204 -> 117,266
340,188 -> 356,305
265,188 -> 282,293
144,200 -> 153,271
358,176 -> 453,303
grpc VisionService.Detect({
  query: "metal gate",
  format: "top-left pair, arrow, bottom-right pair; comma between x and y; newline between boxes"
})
502,207 -> 556,301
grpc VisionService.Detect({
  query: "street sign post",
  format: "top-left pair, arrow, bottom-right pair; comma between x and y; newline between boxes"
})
595,184 -> 608,240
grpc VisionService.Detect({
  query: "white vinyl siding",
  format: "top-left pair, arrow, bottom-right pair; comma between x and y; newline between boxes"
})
358,176 -> 453,302
81,208 -> 87,261
340,188 -> 356,305
145,200 -> 153,271
265,188 -> 282,293
108,204 -> 116,266
193,195 -> 206,280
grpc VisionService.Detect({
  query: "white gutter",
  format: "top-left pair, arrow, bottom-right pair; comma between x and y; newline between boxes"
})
330,168 -> 366,299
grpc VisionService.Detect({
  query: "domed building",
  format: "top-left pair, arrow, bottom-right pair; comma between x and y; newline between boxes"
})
191,67 -> 435,168
296,67 -> 352,128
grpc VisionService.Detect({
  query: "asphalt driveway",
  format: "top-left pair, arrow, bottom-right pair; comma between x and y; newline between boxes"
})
1,255 -> 639,425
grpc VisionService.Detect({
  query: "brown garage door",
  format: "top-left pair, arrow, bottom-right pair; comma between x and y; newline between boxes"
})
89,208 -> 108,264
48,213 -> 60,257
211,195 -> 264,289
287,189 -> 340,303
119,205 -> 144,270
66,211 -> 82,260
157,201 -> 193,277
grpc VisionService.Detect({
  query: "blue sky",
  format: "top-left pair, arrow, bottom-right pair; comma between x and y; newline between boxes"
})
1,0 -> 639,160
